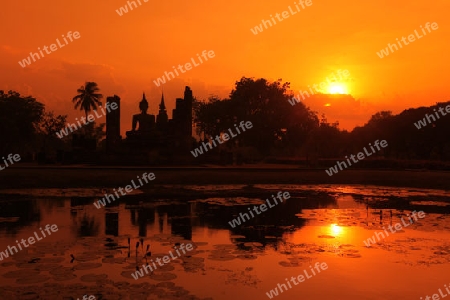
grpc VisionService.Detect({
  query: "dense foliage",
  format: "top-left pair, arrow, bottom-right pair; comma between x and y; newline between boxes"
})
194,77 -> 450,161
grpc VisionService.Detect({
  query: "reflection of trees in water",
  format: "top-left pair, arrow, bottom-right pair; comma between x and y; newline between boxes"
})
194,192 -> 336,228
70,197 -> 97,207
105,213 -> 119,236
137,208 -> 151,237
39,198 -> 66,211
70,196 -> 114,237
69,197 -> 100,237
228,200 -> 307,247
74,213 -> 100,237
158,204 -> 192,240
193,193 -> 337,247
0,198 -> 41,234
69,196 -> 96,221
129,208 -> 154,237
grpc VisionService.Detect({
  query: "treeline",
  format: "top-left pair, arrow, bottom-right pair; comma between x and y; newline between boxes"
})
2,77 -> 449,166
194,77 -> 450,164
0,89 -> 103,161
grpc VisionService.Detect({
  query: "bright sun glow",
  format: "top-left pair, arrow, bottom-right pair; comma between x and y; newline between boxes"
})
330,224 -> 343,235
328,83 -> 347,94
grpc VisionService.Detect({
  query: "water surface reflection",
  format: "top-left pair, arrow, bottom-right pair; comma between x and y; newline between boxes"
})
0,185 -> 449,299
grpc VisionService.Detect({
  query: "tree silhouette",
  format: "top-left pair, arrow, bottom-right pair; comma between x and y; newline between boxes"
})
40,111 -> 67,137
0,90 -> 44,153
72,82 -> 103,118
194,96 -> 234,140
194,77 -> 319,156
39,111 -> 67,150
79,121 -> 106,147
228,77 -> 318,155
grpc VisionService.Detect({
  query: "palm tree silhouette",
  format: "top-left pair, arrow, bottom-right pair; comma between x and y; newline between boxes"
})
72,82 -> 103,118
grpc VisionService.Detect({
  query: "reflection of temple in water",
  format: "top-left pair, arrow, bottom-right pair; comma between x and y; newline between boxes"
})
105,86 -> 194,162
128,204 -> 193,240
61,190 -> 340,251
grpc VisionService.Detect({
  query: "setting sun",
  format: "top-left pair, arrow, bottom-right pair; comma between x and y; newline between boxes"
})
328,83 -> 347,94
330,224 -> 344,236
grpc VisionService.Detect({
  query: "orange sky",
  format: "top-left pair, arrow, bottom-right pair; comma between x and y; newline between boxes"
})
1,0 -> 449,134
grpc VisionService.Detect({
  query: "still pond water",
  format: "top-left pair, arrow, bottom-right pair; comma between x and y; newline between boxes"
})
0,184 -> 449,300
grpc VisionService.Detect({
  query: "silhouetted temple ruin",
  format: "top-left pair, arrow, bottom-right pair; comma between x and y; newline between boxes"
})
105,86 -> 194,162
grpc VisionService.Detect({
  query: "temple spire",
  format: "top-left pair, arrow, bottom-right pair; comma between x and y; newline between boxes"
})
160,92 -> 166,110
143,92 -> 146,100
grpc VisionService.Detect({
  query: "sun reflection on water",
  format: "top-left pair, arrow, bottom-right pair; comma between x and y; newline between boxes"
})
330,223 -> 344,236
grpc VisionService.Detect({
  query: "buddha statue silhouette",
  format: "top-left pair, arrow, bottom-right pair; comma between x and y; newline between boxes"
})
131,93 -> 155,132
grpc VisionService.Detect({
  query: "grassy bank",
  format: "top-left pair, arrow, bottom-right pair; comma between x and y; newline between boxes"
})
0,166 -> 449,190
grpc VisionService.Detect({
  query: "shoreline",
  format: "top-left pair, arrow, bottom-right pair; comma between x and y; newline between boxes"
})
1,167 -> 450,190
